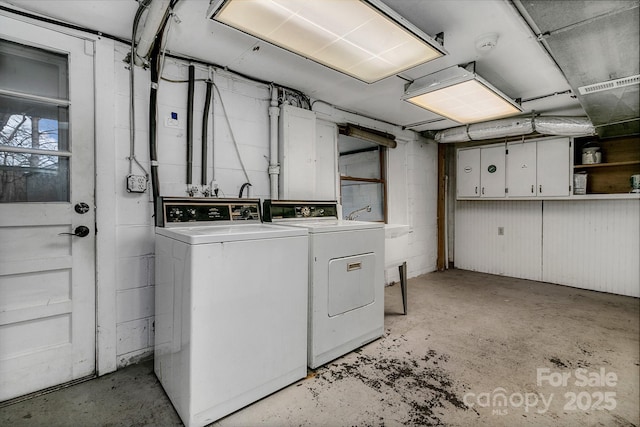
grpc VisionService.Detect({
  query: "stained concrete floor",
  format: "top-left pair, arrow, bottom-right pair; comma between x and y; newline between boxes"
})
1,269 -> 638,427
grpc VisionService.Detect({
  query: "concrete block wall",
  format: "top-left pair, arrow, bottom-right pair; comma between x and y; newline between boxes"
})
113,45 -> 156,366
405,139 -> 438,277
110,44 -> 439,367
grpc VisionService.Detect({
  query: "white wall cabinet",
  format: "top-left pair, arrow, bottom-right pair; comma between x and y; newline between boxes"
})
458,137 -> 571,200
537,137 -> 571,196
279,105 -> 337,200
456,144 -> 506,198
279,105 -> 316,199
480,145 -> 506,197
506,137 -> 570,198
505,142 -> 537,197
456,148 -> 481,197
315,120 -> 338,200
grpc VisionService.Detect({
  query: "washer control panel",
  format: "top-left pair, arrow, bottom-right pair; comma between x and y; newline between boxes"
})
158,198 -> 260,226
263,200 -> 338,221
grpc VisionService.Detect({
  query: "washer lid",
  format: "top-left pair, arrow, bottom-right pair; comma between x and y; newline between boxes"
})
155,223 -> 307,244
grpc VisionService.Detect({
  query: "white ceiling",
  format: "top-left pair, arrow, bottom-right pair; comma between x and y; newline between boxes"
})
2,0 -> 637,136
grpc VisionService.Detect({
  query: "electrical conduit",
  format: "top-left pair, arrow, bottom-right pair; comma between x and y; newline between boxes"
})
149,33 -> 162,224
202,80 -> 213,189
186,64 -> 194,190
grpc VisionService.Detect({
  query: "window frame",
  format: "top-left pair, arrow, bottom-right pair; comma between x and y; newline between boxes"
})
339,145 -> 388,223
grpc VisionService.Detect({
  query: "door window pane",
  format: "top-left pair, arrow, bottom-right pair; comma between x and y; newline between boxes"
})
0,39 -> 68,99
1,95 -> 69,152
0,40 -> 70,202
0,155 -> 69,202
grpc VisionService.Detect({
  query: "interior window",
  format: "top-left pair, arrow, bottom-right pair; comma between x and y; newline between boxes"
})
338,133 -> 387,222
0,39 -> 70,203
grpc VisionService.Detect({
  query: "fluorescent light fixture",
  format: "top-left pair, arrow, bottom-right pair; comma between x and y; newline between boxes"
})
207,0 -> 446,83
339,124 -> 397,148
402,65 -> 523,124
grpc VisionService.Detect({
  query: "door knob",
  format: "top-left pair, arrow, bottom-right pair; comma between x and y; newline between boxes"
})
59,225 -> 90,237
75,202 -> 90,214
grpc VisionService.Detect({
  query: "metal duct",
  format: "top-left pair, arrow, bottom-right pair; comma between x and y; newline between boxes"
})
134,0 -> 171,66
433,116 -> 595,143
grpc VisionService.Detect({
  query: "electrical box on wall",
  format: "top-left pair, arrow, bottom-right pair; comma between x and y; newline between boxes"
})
127,174 -> 147,193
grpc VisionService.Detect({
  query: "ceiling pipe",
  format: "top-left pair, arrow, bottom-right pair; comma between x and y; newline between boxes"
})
134,0 -> 171,66
431,116 -> 595,143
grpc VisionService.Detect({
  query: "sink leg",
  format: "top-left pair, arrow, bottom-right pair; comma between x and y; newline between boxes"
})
398,261 -> 407,315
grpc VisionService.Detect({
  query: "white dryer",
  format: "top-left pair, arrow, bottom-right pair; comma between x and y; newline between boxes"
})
154,198 -> 308,427
264,200 -> 385,369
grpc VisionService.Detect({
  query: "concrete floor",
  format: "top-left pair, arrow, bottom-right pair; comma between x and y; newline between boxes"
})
1,269 -> 638,426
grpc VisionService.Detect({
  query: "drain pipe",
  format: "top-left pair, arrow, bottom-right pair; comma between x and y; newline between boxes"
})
268,85 -> 281,199
186,64 -> 195,193
239,182 -> 252,198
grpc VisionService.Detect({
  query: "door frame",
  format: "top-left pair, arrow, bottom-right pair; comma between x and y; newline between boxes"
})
94,35 -> 118,376
0,13 -> 100,401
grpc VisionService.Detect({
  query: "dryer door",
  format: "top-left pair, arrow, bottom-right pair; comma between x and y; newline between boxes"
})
328,253 -> 375,316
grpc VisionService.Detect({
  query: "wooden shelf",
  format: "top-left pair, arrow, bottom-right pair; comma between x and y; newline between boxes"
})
573,135 -> 640,194
575,160 -> 640,169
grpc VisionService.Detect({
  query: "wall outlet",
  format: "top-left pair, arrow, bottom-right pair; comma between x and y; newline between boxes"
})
165,112 -> 180,128
127,174 -> 147,193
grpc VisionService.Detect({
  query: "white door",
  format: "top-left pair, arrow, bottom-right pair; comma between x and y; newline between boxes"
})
456,148 -> 480,198
0,18 -> 95,401
480,144 -> 506,198
537,137 -> 571,197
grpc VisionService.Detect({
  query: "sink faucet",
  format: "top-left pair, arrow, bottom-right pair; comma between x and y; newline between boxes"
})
346,205 -> 371,220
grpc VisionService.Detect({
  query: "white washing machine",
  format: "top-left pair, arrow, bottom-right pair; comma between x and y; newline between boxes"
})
263,200 -> 385,369
154,198 -> 308,427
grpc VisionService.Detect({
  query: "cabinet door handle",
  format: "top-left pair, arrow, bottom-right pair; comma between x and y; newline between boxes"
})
531,185 -> 534,193
539,185 -> 542,193
475,186 -> 478,194
481,187 -> 485,195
